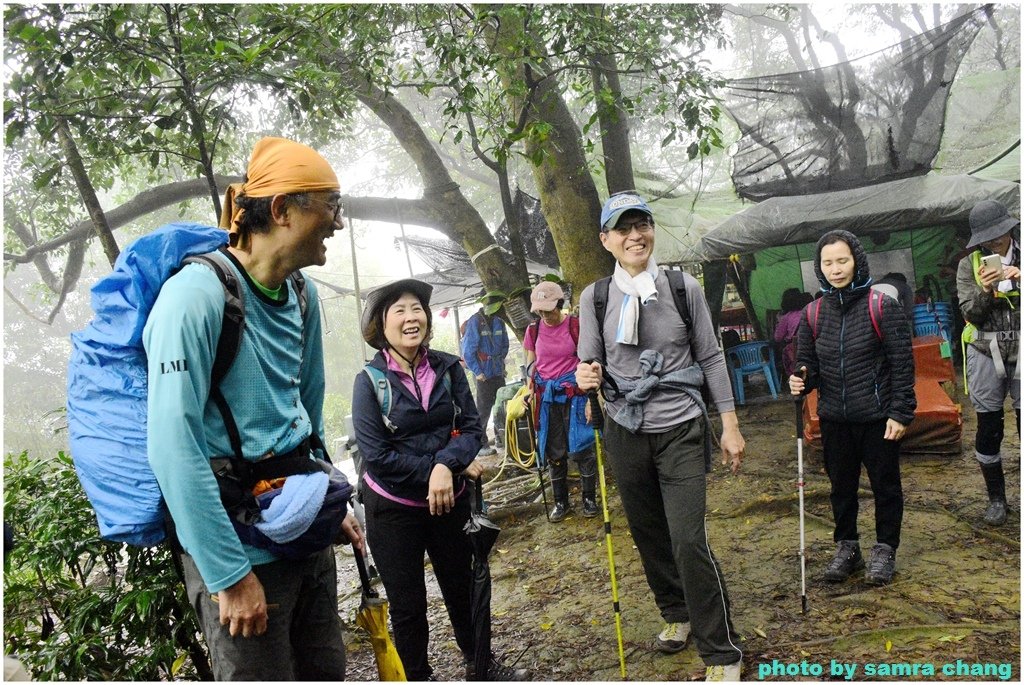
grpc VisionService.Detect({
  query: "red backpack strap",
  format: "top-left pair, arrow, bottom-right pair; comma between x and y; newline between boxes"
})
805,299 -> 823,340
868,290 -> 884,341
526,320 -> 540,349
569,314 -> 579,346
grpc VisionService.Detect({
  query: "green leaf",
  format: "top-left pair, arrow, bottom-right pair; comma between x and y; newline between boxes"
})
18,24 -> 41,41
32,164 -> 61,190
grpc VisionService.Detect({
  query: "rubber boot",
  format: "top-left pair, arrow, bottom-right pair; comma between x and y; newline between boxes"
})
580,472 -> 599,518
549,460 -> 571,523
980,462 -> 1008,526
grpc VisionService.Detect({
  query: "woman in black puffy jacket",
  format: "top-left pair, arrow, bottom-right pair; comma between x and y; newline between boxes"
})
789,230 -> 916,587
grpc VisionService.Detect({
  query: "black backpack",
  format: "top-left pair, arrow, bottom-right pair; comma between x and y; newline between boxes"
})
591,269 -> 711,403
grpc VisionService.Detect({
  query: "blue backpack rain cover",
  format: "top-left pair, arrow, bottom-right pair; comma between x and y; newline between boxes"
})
67,223 -> 229,547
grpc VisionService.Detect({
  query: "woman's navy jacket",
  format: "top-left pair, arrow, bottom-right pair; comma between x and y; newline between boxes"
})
352,349 -> 483,502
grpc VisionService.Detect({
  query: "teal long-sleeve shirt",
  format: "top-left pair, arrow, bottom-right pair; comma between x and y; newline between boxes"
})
142,253 -> 325,592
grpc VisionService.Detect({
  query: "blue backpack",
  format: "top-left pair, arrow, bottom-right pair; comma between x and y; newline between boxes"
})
67,223 -> 325,548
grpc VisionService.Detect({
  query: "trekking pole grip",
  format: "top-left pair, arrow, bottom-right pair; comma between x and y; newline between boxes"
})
794,367 -> 807,435
588,393 -> 604,431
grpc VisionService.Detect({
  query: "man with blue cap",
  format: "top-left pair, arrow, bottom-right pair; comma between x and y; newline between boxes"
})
576,191 -> 747,681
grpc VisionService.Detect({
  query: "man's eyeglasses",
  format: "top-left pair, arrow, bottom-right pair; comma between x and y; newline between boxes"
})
308,197 -> 344,224
610,218 -> 654,235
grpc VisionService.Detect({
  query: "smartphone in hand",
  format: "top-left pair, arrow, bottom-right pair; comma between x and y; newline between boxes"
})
981,253 -> 1003,279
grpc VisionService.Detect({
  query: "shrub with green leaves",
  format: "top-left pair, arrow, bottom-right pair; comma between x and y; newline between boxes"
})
3,450 -> 211,680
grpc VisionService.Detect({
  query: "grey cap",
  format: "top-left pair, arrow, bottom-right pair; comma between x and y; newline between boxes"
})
360,278 -> 433,349
966,200 -> 1019,249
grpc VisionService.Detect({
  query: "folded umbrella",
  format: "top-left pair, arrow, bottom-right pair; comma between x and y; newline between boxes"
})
354,551 -> 406,681
464,477 -> 500,680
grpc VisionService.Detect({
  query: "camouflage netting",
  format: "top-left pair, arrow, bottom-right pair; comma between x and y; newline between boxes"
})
722,6 -> 991,201
494,189 -> 559,270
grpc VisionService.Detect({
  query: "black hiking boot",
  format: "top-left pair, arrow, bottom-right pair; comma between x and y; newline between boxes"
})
865,543 -> 896,585
466,655 -> 530,681
823,540 -> 863,583
980,462 -> 1008,526
549,501 -> 571,523
581,496 -> 599,518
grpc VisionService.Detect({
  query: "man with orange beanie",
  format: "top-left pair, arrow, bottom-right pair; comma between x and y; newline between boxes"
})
144,137 -> 363,680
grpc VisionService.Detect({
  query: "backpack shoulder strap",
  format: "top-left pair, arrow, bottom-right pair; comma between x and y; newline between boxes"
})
568,314 -> 579,346
868,289 -> 884,341
664,269 -> 692,330
288,269 -> 308,321
363,365 -> 398,433
443,366 -> 460,421
592,277 -> 612,362
806,299 -> 823,340
527,319 -> 540,348
181,251 -> 246,458
181,252 -> 245,388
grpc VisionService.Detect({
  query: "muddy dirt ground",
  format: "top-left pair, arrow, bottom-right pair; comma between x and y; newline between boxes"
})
335,380 -> 1020,682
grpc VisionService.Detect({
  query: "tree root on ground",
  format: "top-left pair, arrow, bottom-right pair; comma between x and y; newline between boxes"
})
906,501 -> 1020,549
716,492 -> 1020,549
771,620 -> 1017,649
830,593 -> 948,625
711,488 -> 870,519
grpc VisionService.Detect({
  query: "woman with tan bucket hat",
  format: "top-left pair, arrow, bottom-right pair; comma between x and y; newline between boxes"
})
351,278 -> 529,681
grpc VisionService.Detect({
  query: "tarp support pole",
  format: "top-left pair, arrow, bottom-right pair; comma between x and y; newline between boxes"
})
349,215 -> 368,362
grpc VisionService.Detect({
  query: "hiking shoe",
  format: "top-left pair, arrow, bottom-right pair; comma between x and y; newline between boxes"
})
705,661 -> 742,681
655,622 -> 691,653
865,543 -> 896,585
465,655 -> 529,681
581,496 -> 599,518
984,499 -> 1008,526
548,502 -> 571,523
823,540 -> 864,583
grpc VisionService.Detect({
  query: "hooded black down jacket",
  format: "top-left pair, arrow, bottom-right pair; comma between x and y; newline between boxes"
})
352,349 -> 483,502
795,230 -> 917,426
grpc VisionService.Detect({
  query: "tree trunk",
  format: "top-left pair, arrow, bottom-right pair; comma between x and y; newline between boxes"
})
491,19 -> 613,304
53,114 -> 120,267
590,52 -> 636,195
725,259 -> 764,340
162,4 -> 222,218
340,62 -> 532,335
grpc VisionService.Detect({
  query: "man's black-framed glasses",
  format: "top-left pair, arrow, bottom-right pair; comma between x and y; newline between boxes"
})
309,196 -> 344,224
611,217 -> 654,236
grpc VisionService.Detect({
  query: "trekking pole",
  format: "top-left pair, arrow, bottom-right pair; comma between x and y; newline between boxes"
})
531,402 -> 551,521
589,392 -> 627,679
795,367 -> 808,615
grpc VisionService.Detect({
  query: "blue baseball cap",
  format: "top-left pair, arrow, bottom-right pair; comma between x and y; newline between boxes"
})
600,192 -> 653,231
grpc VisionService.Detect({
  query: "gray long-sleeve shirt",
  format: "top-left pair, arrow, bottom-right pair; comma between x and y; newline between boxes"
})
577,270 -> 735,433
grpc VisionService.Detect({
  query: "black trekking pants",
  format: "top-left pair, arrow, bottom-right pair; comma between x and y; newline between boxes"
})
820,418 -> 904,549
474,375 -> 505,438
363,486 -> 476,681
604,416 -> 742,667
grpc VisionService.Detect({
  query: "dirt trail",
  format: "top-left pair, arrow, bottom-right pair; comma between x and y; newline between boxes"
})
337,387 -> 1020,682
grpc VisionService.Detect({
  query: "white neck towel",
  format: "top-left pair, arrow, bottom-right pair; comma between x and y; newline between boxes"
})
612,258 -> 660,345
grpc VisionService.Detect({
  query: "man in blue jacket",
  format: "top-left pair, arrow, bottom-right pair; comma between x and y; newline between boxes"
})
461,307 -> 509,453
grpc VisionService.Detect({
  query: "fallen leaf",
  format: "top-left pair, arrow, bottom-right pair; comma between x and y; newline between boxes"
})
885,639 -> 893,652
540,621 -> 553,630
753,626 -> 768,638
497,548 -> 509,554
